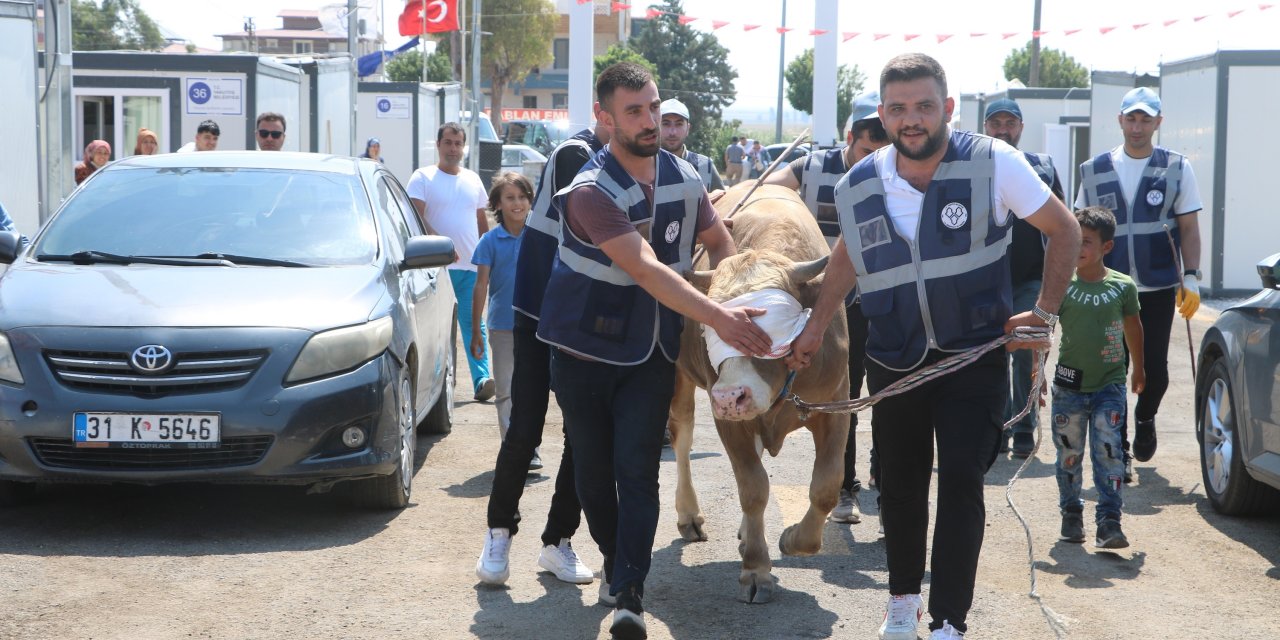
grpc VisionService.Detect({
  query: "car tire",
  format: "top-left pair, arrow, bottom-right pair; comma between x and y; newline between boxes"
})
350,367 -> 415,510
422,318 -> 456,436
0,481 -> 37,507
1200,358 -> 1280,515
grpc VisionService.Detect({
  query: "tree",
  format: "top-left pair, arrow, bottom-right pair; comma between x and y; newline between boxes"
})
784,48 -> 866,139
477,0 -> 556,132
71,0 -> 165,51
385,47 -> 454,83
1003,42 -> 1089,88
594,44 -> 658,83
625,0 -> 737,155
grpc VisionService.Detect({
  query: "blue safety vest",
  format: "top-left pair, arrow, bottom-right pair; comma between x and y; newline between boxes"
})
1078,147 -> 1185,289
683,150 -> 718,190
835,130 -> 1011,371
536,147 -> 705,365
512,130 -> 602,320
799,148 -> 848,245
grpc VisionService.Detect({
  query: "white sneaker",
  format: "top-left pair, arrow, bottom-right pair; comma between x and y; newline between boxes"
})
929,620 -> 964,639
476,528 -> 511,585
831,489 -> 862,524
598,580 -> 616,607
878,593 -> 923,640
538,538 -> 594,584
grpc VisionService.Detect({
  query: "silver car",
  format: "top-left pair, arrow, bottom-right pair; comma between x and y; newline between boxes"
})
0,152 -> 458,509
1196,252 -> 1280,515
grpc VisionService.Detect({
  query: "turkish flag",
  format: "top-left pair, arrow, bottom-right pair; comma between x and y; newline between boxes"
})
399,0 -> 459,36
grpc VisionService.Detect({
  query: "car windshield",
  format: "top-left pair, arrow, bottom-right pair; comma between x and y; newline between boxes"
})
36,167 -> 377,266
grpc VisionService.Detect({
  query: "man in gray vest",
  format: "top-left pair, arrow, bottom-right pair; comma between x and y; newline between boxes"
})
983,98 -> 1066,458
661,98 -> 725,193
724,136 -> 746,185
788,53 -> 1080,640
1075,86 -> 1203,473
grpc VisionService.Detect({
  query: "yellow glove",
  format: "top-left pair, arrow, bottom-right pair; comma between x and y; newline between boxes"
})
1177,274 -> 1200,319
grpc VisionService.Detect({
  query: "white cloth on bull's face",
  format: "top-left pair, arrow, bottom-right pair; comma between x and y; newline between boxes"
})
703,288 -> 811,371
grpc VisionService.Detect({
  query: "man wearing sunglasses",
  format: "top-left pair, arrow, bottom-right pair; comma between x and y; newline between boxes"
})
256,112 -> 287,151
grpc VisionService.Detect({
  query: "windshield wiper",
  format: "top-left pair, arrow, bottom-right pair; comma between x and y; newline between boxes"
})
36,251 -> 231,267
191,252 -> 308,267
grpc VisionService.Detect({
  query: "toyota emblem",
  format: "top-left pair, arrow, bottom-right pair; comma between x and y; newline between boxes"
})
130,345 -> 174,374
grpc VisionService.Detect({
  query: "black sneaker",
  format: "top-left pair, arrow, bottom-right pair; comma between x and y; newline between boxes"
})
1133,419 -> 1157,462
1095,518 -> 1130,549
1060,511 -> 1085,543
610,584 -> 647,640
1011,432 -> 1035,458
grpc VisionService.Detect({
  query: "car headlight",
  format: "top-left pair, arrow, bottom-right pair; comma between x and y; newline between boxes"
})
0,333 -> 23,385
285,317 -> 394,383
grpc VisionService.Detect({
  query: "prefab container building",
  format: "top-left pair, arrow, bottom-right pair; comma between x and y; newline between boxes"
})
0,0 -> 40,236
356,81 -> 462,184
1087,71 -> 1159,165
287,56 -> 355,156
971,87 -> 1092,199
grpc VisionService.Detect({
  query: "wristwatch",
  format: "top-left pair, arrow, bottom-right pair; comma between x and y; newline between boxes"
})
1032,304 -> 1059,327
1184,269 -> 1203,280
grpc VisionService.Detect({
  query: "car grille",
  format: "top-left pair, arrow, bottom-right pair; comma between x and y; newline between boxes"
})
29,436 -> 274,470
44,349 -> 267,396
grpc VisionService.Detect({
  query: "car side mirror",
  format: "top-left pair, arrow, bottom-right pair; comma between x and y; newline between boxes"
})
1259,252 -> 1280,290
0,231 -> 22,264
403,235 -> 457,270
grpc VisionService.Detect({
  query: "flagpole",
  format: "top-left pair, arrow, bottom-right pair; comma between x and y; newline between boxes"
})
421,0 -> 428,82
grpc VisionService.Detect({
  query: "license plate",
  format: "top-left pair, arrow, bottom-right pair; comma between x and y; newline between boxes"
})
72,412 -> 221,449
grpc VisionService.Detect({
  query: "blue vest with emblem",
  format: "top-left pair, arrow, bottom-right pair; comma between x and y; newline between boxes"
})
800,148 -> 848,246
1078,147 -> 1184,289
683,150 -> 718,190
512,129 -> 602,320
536,147 -> 705,365
835,130 -> 1011,371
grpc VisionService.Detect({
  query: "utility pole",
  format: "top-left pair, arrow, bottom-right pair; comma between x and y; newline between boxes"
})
1029,0 -> 1042,87
347,0 -> 358,155
243,17 -> 256,54
774,0 -> 786,144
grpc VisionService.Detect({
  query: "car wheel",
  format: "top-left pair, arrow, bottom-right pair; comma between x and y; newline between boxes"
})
1200,358 -> 1280,515
350,367 -> 415,509
0,481 -> 37,507
422,318 -> 456,435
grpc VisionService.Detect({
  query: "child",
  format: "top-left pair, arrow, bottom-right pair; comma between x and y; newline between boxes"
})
471,172 -> 533,449
1051,206 -> 1145,549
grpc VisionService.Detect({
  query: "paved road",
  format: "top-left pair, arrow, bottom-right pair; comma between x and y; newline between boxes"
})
1,306 -> 1277,639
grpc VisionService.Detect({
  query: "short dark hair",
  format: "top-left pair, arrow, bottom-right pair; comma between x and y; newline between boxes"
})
880,53 -> 948,100
851,118 -> 888,143
1076,206 -> 1117,243
595,62 -> 653,111
487,172 -> 534,226
256,112 -> 286,131
197,120 -> 220,136
437,121 -> 467,143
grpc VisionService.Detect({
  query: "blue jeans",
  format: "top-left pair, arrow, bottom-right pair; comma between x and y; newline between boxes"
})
1005,279 -> 1042,435
1051,383 -> 1127,523
551,349 -> 675,597
447,269 -> 492,391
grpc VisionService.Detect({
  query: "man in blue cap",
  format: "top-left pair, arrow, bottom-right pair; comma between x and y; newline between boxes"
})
661,98 -> 725,192
766,89 -> 890,525
983,98 -> 1065,458
1075,86 -> 1203,478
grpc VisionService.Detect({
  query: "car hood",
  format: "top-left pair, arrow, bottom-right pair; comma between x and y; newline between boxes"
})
0,261 -> 386,330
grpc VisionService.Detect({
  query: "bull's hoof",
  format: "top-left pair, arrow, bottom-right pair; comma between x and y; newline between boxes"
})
737,573 -> 776,604
678,519 -> 708,542
779,524 -> 821,557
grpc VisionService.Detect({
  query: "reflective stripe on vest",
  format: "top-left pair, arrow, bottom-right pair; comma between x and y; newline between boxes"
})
835,130 -> 1011,371
1079,147 -> 1183,288
684,150 -> 717,190
1025,152 -> 1056,188
800,148 -> 847,244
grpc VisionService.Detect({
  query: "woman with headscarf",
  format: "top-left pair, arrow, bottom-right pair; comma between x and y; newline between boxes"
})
74,140 -> 111,185
133,128 -> 159,156
361,137 -> 384,163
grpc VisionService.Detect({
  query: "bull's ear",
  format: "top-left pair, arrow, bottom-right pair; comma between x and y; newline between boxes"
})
788,255 -> 829,285
684,269 -> 714,292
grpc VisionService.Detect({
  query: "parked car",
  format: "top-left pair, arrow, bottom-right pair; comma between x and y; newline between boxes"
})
763,142 -> 816,167
0,152 -> 459,510
1196,252 -> 1280,515
503,119 -> 572,156
501,143 -> 548,187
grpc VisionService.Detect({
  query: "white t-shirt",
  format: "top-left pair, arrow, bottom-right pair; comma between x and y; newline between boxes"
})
872,134 -> 1052,240
1072,146 -> 1203,215
176,141 -> 196,153
406,165 -> 488,271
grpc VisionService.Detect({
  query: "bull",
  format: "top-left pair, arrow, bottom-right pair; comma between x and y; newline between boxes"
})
670,183 -> 850,603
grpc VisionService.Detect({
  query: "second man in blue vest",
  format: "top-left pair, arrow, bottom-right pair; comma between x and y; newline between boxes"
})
660,98 -> 725,193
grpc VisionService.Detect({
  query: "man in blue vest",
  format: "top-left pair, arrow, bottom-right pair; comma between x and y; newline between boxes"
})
983,98 -> 1066,458
788,53 -> 1080,640
539,62 -> 772,639
1075,86 -> 1202,472
765,89 -> 891,524
660,98 -> 725,193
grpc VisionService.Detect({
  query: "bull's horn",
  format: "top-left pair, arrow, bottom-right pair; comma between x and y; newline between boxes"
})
684,269 -> 715,290
788,255 -> 829,284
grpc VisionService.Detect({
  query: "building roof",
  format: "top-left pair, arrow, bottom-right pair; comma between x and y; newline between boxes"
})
217,29 -> 348,40
278,9 -> 320,18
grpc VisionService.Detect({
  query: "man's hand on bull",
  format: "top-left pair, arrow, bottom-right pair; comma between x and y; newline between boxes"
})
712,305 -> 772,356
784,323 -> 823,371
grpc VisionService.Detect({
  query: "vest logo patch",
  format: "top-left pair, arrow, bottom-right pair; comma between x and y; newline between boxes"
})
1099,193 -> 1118,212
1146,189 -> 1164,206
857,217 -> 891,251
940,202 -> 968,230
664,220 -> 681,244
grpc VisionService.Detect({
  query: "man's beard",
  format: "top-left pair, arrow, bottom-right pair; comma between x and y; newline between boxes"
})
618,128 -> 660,157
991,132 -> 1019,147
661,138 -> 684,154
891,124 -> 948,161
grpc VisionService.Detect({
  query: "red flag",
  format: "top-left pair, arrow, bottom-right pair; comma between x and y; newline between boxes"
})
1132,22 -> 1148,30
1099,26 -> 1116,34
610,0 -> 630,9
1001,32 -> 1018,39
936,34 -> 952,43
399,0 -> 459,36
678,15 -> 697,25
1228,9 -> 1245,17
809,29 -> 828,36
1163,19 -> 1180,26
1193,15 -> 1209,21
904,33 -> 919,41
645,8 -> 662,18
743,24 -> 760,31
776,26 -> 794,34
576,0 -> 591,4
711,20 -> 730,30
873,33 -> 891,40
969,32 -> 986,37
1262,5 -> 1275,11
1063,28 -> 1082,36
841,31 -> 859,41
1032,30 -> 1046,37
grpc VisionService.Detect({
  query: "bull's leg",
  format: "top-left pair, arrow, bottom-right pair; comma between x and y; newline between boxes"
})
780,411 -> 850,557
715,421 -> 776,604
670,369 -> 707,542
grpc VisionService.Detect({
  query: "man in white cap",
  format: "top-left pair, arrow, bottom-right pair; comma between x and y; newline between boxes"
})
765,89 -> 890,525
1075,86 -> 1203,477
661,98 -> 725,192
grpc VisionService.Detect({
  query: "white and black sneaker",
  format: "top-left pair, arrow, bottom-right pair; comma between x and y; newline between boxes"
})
878,593 -> 923,640
609,584 -> 646,640
831,489 -> 862,524
476,527 -> 511,585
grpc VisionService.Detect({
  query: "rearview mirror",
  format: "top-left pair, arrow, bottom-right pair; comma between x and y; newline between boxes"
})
0,231 -> 22,264
403,235 -> 456,270
1258,252 -> 1280,290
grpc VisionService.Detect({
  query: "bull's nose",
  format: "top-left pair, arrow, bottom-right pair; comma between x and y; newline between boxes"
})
711,385 -> 754,419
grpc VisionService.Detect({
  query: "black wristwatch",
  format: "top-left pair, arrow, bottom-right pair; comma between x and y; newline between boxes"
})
1184,269 -> 1202,280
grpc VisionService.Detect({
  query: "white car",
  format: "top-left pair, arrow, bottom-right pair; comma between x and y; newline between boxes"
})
501,144 -> 548,188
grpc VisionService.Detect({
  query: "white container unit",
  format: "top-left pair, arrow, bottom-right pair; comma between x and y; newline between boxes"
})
1087,71 -> 1160,164
0,0 -> 40,235
356,81 -> 462,184
289,56 -> 355,156
973,88 -> 1092,199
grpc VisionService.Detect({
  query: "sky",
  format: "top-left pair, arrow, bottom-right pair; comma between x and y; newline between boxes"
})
138,0 -> 1280,110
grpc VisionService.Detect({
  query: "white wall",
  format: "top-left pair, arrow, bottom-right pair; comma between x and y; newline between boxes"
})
1008,94 -> 1091,156
1159,64 -> 1220,289
176,71 -> 250,151
0,7 -> 41,235
356,90 -> 416,182
1221,66 -> 1278,290
1089,82 -> 1132,159
255,70 -> 303,152
315,60 -> 354,156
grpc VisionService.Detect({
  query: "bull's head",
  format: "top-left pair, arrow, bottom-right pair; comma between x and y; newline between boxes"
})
685,250 -> 827,421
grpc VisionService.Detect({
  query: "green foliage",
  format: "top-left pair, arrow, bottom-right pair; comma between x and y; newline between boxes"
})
594,44 -> 658,83
784,48 -> 866,138
385,47 -> 454,83
71,0 -> 165,51
708,118 -> 743,171
1003,42 -> 1089,88
474,0 -> 557,130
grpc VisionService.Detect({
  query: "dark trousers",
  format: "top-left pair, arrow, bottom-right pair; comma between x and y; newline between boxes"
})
1133,287 -> 1175,428
551,349 -> 676,596
485,314 -> 581,547
843,302 -> 868,493
868,349 -> 1005,635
